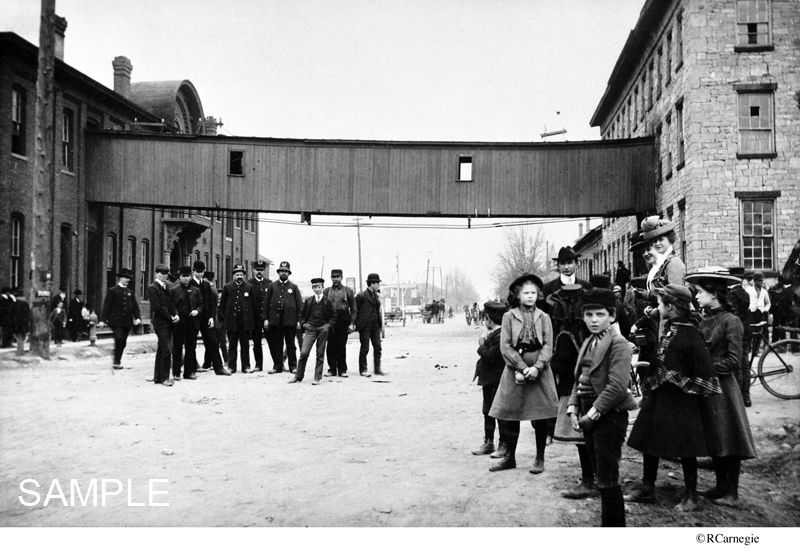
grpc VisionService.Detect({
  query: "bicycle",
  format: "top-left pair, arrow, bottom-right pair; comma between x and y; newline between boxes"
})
748,324 -> 800,400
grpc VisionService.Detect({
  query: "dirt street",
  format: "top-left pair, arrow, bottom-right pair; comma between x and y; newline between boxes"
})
1,320 -> 798,527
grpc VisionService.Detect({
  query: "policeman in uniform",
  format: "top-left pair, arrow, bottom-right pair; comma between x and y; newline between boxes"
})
323,269 -> 356,377
248,259 -> 272,372
264,261 -> 303,374
100,268 -> 141,369
169,266 -> 203,380
219,264 -> 257,373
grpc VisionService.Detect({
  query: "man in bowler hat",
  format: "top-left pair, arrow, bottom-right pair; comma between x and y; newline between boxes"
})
247,259 -> 272,371
67,289 -> 86,341
264,261 -> 303,374
291,277 -> 336,384
355,273 -> 384,376
219,264 -> 257,373
148,264 -> 179,385
543,246 -> 592,304
190,261 -> 229,376
323,269 -> 356,377
100,268 -> 141,369
169,266 -> 203,380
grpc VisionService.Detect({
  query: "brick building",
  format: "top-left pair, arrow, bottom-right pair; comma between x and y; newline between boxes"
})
586,0 -> 799,279
1,27 -> 259,317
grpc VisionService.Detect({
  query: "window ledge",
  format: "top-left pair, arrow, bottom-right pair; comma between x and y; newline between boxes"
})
676,160 -> 685,171
734,44 -> 774,53
737,152 -> 777,160
456,180 -> 474,183
11,152 -> 29,161
60,169 -> 76,177
228,174 -> 245,178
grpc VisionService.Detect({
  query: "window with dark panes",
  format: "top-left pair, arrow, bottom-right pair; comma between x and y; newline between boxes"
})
647,61 -> 654,109
740,199 -> 774,270
656,47 -> 663,97
229,150 -> 244,175
225,214 -> 233,240
140,240 -> 150,298
738,92 -> 774,155
457,156 -> 472,181
676,100 -> 685,167
62,109 -> 75,172
654,124 -> 662,185
11,87 -> 27,156
10,214 -> 24,289
663,114 -> 672,179
737,0 -> 771,47
675,12 -> 684,67
665,29 -> 672,85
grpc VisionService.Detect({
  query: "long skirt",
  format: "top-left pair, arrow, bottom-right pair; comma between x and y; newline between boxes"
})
701,372 -> 757,459
489,352 -> 559,422
627,383 -> 711,457
553,395 -> 585,443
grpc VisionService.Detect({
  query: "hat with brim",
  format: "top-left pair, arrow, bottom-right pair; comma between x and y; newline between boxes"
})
483,300 -> 508,324
590,273 -> 612,290
74,289 -> 83,296
117,268 -> 134,279
311,277 -> 325,285
253,260 -> 267,271
179,266 -> 193,277
277,261 -> 291,274
553,246 -> 580,263
366,273 -> 381,284
630,276 -> 647,290
203,271 -> 215,281
232,264 -> 246,275
509,273 -> 544,293
685,266 -> 742,285
155,263 -> 170,274
629,231 -> 649,252
331,269 -> 343,277
582,288 -> 617,311
655,283 -> 693,306
640,215 -> 676,241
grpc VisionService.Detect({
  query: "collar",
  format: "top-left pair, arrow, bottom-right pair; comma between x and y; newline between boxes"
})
254,274 -> 264,281
155,279 -> 166,289
315,295 -> 322,303
234,279 -> 244,286
193,276 -> 202,285
279,279 -> 289,285
117,283 -> 128,289
560,273 -> 576,285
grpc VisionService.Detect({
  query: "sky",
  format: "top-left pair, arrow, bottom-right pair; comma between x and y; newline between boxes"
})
5,0 -> 645,300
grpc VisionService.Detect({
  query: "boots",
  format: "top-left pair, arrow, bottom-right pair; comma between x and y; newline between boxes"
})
600,486 -> 626,527
472,439 -> 495,455
561,479 -> 599,499
489,438 -> 516,472
490,440 -> 507,459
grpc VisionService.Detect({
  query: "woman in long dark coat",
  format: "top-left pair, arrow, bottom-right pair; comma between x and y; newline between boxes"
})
688,269 -> 757,507
488,273 -> 559,473
627,284 -> 721,511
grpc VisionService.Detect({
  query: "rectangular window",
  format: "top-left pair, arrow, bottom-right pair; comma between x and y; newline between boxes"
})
225,256 -> 231,280
632,89 -> 638,130
676,100 -> 685,168
11,86 -> 27,156
647,61 -> 654,109
675,12 -> 684,68
126,237 -> 136,275
62,109 -> 75,172
10,214 -> 23,289
665,29 -> 672,85
140,240 -> 149,298
458,156 -> 473,181
655,124 -> 663,185
664,114 -> 672,179
235,212 -> 241,230
215,254 -> 221,283
740,199 -> 774,270
216,210 -> 222,223
656,47 -> 663,98
229,150 -> 244,176
225,214 -> 233,240
736,0 -> 771,48
738,91 -> 775,156
106,234 -> 117,271
203,252 -> 209,269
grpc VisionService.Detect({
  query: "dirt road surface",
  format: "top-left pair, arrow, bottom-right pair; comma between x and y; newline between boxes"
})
1,320 -> 798,527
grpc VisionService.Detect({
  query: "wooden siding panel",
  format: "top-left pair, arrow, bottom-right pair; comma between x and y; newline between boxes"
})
85,134 -> 655,217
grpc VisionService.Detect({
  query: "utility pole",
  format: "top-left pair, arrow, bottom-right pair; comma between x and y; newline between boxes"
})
29,0 -> 57,359
424,257 -> 430,303
354,217 -> 363,292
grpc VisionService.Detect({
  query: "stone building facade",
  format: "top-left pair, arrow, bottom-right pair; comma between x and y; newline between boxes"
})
1,29 -> 259,317
587,0 -> 799,279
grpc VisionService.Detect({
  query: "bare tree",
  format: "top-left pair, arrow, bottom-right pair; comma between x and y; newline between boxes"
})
493,226 -> 553,299
442,268 -> 479,308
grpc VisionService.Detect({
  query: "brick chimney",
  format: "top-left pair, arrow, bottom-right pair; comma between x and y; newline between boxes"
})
112,56 -> 133,99
54,16 -> 67,61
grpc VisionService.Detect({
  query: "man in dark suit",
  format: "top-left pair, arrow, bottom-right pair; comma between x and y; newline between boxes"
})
543,246 -> 592,304
67,289 -> 86,341
147,263 -> 179,386
355,273 -> 384,376
291,277 -> 336,384
169,266 -> 203,380
190,261 -> 229,376
11,289 -> 31,356
219,263 -> 257,373
323,268 -> 356,377
100,268 -> 141,369
0,287 -> 13,348
247,259 -> 272,372
264,261 -> 303,374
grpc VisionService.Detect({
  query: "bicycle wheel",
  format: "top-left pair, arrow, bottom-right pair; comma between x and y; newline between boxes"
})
757,339 -> 800,399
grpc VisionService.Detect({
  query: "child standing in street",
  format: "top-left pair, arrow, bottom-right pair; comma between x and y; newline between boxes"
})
50,300 -> 66,346
471,301 -> 508,456
290,277 -> 336,385
567,288 -> 637,527
85,304 -> 98,346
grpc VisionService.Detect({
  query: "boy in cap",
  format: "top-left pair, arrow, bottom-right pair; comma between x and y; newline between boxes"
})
567,288 -> 637,526
355,273 -> 384,376
100,268 -> 141,369
471,301 -> 508,456
291,278 -> 336,384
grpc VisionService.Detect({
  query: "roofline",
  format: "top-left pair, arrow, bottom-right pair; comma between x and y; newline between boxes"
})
573,224 -> 604,250
86,129 -> 654,149
0,32 -> 164,125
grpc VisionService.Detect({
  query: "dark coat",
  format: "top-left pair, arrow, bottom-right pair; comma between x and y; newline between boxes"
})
299,295 -> 336,329
169,281 -> 204,330
50,293 -> 67,311
189,277 -> 216,323
11,299 -> 31,333
355,288 -> 382,330
67,297 -> 84,326
541,276 -> 591,315
219,280 -> 257,332
568,330 -> 637,415
264,279 -> 303,327
473,327 -> 504,386
101,285 -> 141,328
247,276 -> 272,322
147,281 -> 176,330
323,284 -> 356,324
0,294 -> 11,327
